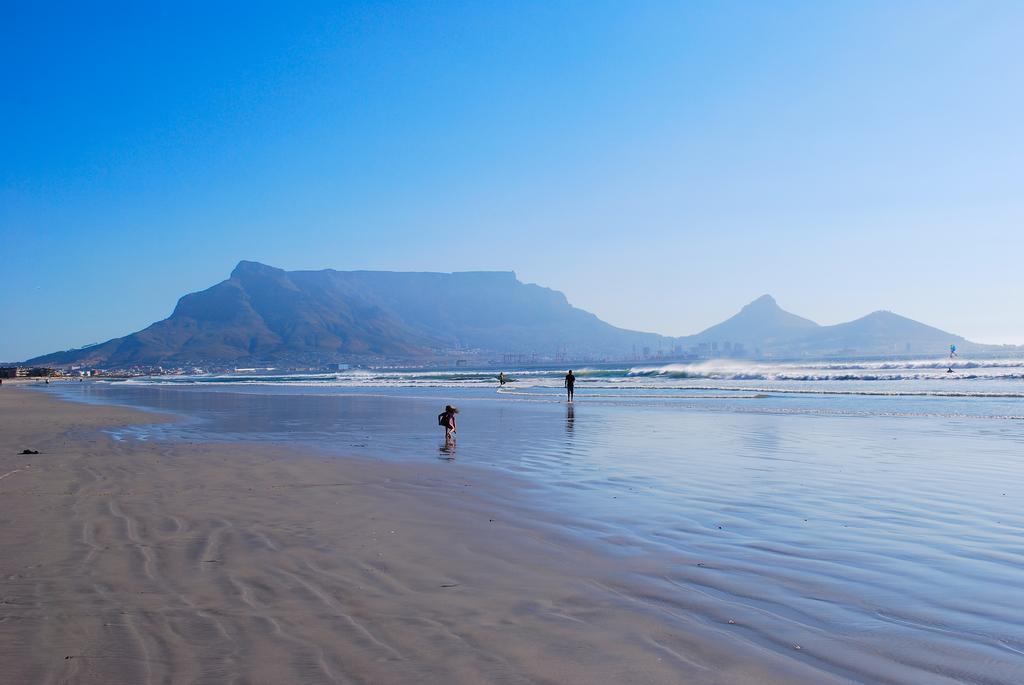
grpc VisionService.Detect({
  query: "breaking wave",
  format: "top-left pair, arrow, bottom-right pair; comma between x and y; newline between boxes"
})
114,358 -> 1024,388
621,360 -> 1024,382
93,357 -> 1024,418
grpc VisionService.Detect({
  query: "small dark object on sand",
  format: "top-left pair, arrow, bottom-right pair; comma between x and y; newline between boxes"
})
20,449 -> 39,455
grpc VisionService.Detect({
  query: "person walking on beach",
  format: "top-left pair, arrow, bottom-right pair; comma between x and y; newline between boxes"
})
438,405 -> 458,443
565,370 -> 576,403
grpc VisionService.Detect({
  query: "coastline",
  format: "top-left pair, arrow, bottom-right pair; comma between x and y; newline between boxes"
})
0,386 -> 863,685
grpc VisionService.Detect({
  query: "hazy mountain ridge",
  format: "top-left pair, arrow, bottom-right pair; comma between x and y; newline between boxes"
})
680,295 -> 820,348
797,310 -> 970,355
27,262 -> 1003,367
29,262 -> 667,366
678,295 -> 980,357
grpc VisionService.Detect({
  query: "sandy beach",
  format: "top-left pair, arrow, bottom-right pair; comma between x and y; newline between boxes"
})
8,1 -> 1023,681
0,386 -> 873,685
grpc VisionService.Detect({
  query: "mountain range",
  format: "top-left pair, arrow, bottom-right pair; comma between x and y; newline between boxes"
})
675,294 -> 977,357
27,261 -> 999,367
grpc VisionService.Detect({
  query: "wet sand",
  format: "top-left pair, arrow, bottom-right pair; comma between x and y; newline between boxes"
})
0,388 -> 861,685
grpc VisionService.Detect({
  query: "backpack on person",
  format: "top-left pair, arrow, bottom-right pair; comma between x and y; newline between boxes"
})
438,411 -> 448,427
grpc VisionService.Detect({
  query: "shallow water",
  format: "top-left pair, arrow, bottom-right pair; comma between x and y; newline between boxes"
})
46,366 -> 1024,683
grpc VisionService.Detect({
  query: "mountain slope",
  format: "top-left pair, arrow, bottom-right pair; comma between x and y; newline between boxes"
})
29,262 -> 668,366
27,266 -> 996,367
680,294 -> 821,349
677,295 -> 981,357
795,310 -> 969,355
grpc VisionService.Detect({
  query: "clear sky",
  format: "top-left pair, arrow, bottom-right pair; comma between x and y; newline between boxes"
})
2,1 -> 1022,361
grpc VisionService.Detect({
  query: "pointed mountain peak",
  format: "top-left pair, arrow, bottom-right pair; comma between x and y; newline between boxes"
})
687,294 -> 819,346
728,294 -> 816,327
853,310 -> 906,323
743,294 -> 779,310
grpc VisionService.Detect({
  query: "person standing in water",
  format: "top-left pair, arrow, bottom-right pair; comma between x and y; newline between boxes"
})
498,372 -> 506,386
439,405 -> 458,443
565,370 -> 576,402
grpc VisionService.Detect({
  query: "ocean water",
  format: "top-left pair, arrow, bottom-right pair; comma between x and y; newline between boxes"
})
46,358 -> 1024,683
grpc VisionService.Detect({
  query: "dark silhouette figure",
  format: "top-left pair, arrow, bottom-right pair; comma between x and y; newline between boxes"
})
565,370 -> 575,402
438,404 -> 458,444
498,372 -> 506,386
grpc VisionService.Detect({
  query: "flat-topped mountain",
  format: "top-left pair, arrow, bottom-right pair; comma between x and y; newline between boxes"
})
27,263 -> 999,367
30,262 -> 667,366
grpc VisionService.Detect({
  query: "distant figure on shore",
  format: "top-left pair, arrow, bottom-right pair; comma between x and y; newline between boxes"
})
498,372 -> 506,386
565,370 -> 575,402
438,405 -> 459,443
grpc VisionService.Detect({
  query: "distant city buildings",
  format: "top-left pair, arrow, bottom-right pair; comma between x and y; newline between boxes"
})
0,367 -> 59,378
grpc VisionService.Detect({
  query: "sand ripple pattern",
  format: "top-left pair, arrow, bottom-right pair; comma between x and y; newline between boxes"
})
3,388 -> 1023,684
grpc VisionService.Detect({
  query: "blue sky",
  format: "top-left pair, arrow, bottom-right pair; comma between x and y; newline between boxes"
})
2,1 -> 1022,361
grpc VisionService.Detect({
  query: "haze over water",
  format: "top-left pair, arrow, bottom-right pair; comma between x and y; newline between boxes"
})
47,358 -> 1024,683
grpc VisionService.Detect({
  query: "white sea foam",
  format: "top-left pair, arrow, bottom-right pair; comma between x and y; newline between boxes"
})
108,358 -> 1024,408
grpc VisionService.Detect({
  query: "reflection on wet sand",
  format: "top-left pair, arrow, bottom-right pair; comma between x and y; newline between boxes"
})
40,381 -> 1024,684
439,439 -> 456,460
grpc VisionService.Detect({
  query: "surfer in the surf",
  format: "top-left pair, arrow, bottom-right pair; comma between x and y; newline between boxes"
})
565,370 -> 575,402
498,372 -> 506,386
